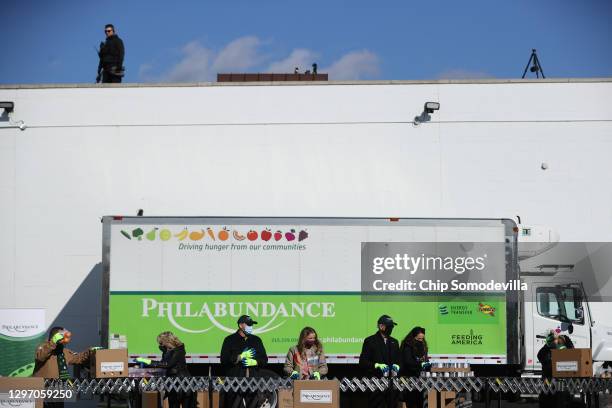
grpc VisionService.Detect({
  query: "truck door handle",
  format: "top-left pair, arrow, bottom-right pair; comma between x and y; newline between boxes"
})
536,335 -> 546,339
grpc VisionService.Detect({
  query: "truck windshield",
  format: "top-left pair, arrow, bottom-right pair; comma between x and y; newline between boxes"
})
536,285 -> 585,325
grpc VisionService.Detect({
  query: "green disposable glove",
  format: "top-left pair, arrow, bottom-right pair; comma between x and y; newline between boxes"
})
51,332 -> 64,345
545,332 -> 556,347
290,371 -> 299,379
374,363 -> 389,373
242,358 -> 257,367
240,348 -> 256,360
312,371 -> 321,380
135,357 -> 152,365
391,364 -> 400,373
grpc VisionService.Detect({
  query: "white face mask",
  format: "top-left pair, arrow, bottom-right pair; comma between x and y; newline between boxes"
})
244,325 -> 254,334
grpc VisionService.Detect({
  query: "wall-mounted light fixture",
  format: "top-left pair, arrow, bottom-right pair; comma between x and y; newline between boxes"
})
0,101 -> 14,114
0,101 -> 26,130
414,102 -> 440,125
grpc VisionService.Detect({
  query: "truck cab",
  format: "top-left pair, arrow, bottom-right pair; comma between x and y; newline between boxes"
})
518,225 -> 612,374
522,269 -> 591,372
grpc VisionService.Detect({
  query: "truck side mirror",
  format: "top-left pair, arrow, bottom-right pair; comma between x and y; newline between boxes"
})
575,308 -> 584,320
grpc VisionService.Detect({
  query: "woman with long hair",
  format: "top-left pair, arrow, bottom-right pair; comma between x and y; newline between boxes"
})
136,331 -> 192,408
283,327 -> 328,380
400,327 -> 429,408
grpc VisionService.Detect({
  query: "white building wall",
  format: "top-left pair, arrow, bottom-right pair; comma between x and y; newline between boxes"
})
0,79 -> 611,349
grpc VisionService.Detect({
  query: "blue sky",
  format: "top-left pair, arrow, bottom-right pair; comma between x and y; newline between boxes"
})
1,0 -> 611,83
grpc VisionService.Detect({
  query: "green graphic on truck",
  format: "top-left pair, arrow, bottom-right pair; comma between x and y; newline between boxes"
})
109,293 -> 506,356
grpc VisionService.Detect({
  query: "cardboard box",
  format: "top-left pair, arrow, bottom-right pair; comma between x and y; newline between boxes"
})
195,391 -> 219,408
0,377 -> 45,408
552,348 -> 592,378
278,388 -> 293,408
196,391 -> 207,408
293,380 -> 339,408
428,390 -> 456,408
141,391 -> 159,408
90,348 -> 129,378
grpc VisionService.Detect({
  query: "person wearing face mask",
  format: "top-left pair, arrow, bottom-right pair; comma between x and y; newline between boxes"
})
33,327 -> 91,379
284,327 -> 328,380
400,327 -> 429,408
359,315 -> 401,408
220,315 -> 268,407
135,332 -> 191,408
536,333 -> 574,408
220,315 -> 268,377
33,327 -> 92,408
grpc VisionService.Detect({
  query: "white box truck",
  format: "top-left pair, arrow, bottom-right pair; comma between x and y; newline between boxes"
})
102,216 -> 521,374
101,216 -> 612,376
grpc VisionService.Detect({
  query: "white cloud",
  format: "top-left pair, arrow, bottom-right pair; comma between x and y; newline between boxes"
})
267,49 -> 318,73
437,69 -> 495,79
161,41 -> 214,82
211,36 -> 264,73
138,63 -> 153,79
144,36 -> 381,82
323,50 -> 380,80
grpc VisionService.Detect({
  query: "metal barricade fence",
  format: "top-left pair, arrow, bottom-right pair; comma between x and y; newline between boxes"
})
42,376 -> 612,396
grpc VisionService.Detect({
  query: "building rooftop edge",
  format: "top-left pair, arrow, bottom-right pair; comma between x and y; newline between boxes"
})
1,77 -> 611,90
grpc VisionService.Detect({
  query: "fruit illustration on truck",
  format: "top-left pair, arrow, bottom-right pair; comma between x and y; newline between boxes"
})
174,228 -> 188,240
285,229 -> 296,241
261,229 -> 272,241
189,230 -> 205,241
146,228 -> 157,241
159,229 -> 172,241
218,227 -> 230,241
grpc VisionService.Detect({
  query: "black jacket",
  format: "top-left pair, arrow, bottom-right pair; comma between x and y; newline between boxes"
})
150,344 -> 190,377
400,341 -> 427,377
99,34 -> 124,69
220,331 -> 268,377
537,344 -> 554,379
359,332 -> 401,377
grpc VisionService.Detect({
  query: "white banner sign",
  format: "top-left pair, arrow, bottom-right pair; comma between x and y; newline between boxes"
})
0,309 -> 45,338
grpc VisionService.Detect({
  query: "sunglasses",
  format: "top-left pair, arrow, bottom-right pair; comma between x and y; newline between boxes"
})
105,29 -> 113,33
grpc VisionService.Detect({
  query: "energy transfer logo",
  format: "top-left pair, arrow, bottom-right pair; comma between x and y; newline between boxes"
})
120,227 -> 309,242
141,298 -> 334,335
438,304 -> 449,315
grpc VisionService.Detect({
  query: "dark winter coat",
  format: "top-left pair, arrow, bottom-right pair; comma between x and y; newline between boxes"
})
99,34 -> 124,69
400,340 -> 428,377
537,344 -> 554,379
150,344 -> 190,377
359,332 -> 401,377
220,331 -> 268,377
